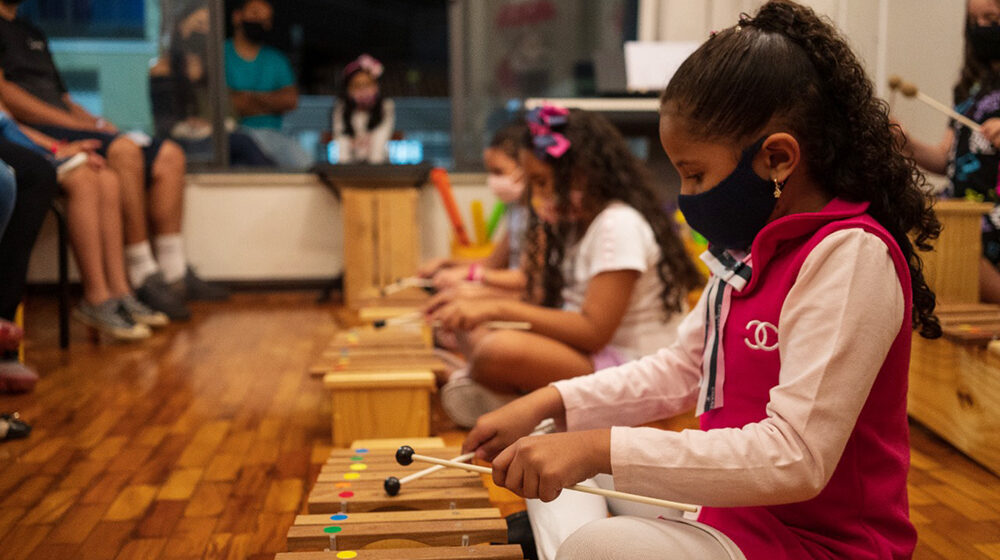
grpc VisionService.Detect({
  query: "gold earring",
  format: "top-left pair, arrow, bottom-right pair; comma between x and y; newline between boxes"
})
772,178 -> 784,199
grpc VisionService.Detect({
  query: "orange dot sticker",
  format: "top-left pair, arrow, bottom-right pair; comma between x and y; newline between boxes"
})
343,472 -> 360,480
335,482 -> 351,488
349,463 -> 367,471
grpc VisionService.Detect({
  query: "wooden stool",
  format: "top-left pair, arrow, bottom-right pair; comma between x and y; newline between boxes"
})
324,371 -> 436,447
341,185 -> 422,308
922,200 -> 994,304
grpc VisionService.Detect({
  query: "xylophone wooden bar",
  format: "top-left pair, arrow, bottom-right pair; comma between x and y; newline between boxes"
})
286,517 -> 508,551
308,485 -> 493,513
293,508 -> 502,527
276,545 -> 525,559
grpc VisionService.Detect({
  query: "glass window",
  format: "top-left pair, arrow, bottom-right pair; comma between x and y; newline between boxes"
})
450,0 -> 639,170
19,0 -> 147,39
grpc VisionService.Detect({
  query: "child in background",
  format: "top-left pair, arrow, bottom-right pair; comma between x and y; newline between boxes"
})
419,120 -> 531,304
897,0 -> 1000,303
332,54 -> 395,164
432,105 -> 701,429
463,2 -> 941,558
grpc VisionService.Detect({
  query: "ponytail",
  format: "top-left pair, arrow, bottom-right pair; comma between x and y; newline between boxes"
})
662,0 -> 941,338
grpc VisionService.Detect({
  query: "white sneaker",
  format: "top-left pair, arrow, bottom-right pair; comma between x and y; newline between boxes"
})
440,368 -> 518,428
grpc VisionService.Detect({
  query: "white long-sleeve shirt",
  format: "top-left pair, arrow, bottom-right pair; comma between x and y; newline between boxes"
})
332,99 -> 395,164
551,228 -> 905,507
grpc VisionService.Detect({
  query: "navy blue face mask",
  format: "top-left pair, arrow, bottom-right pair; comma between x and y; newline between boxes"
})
677,137 -> 780,250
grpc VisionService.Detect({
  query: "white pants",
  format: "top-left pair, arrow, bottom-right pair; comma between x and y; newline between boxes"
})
527,474 -> 744,560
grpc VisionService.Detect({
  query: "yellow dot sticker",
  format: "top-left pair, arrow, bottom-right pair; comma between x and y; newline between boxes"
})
336,552 -> 358,559
343,472 -> 360,480
349,463 -> 367,471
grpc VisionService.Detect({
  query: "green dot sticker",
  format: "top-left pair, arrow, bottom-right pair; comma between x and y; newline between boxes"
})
349,463 -> 367,471
350,456 -> 364,461
323,526 -> 343,534
336,552 -> 358,559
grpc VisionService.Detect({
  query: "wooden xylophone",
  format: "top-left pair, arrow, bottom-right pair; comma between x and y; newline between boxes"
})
278,445 -> 525,559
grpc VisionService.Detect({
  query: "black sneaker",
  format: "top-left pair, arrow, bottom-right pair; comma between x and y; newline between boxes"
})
177,266 -> 230,302
136,272 -> 191,321
0,412 -> 31,441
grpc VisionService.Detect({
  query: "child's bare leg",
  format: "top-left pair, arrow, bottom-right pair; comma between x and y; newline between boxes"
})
468,330 -> 594,394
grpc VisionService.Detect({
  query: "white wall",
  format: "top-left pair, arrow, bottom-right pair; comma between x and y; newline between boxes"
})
27,173 -> 493,283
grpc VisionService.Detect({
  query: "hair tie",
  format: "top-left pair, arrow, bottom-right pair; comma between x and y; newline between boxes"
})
344,54 -> 383,79
526,104 -> 571,160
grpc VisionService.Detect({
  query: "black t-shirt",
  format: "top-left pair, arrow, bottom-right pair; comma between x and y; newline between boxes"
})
0,16 -> 68,111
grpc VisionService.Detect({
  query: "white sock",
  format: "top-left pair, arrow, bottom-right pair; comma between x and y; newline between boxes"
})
154,234 -> 187,284
125,241 -> 159,287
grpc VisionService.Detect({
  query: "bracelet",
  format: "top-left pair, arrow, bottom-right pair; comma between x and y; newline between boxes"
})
466,264 -> 484,283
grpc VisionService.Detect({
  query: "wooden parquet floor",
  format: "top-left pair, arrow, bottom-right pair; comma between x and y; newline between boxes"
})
0,292 -> 997,559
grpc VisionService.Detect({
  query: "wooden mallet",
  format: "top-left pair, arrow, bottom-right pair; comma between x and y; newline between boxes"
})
889,74 -> 982,132
383,419 -> 557,496
373,312 -> 531,332
395,445 -> 699,513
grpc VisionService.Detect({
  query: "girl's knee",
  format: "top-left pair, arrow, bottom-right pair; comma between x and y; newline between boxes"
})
468,331 -> 524,382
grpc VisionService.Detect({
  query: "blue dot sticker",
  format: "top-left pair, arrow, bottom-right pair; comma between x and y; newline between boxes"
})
354,448 -> 369,453
330,514 -> 348,521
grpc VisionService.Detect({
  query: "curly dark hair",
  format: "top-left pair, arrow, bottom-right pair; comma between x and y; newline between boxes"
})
522,109 -> 703,317
660,0 -> 941,338
955,4 -> 1000,103
337,66 -> 385,138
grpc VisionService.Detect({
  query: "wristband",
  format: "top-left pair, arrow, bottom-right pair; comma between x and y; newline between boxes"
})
466,264 -> 484,283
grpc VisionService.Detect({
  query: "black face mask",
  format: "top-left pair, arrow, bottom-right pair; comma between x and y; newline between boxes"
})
676,137 -> 780,250
969,23 -> 1000,62
241,21 -> 270,44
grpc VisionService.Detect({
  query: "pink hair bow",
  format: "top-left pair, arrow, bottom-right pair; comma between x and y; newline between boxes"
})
344,54 -> 384,79
527,104 -> 571,159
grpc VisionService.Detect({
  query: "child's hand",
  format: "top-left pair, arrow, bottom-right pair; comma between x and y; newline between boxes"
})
490,430 -> 612,502
982,118 -> 1000,149
417,257 -> 453,278
463,387 -> 562,461
424,283 -> 502,316
433,265 -> 470,290
432,299 -> 500,331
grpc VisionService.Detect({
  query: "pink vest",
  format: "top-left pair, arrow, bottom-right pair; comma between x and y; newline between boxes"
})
697,199 -> 917,559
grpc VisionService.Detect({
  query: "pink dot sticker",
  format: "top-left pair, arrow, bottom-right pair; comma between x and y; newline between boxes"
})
338,491 -> 354,498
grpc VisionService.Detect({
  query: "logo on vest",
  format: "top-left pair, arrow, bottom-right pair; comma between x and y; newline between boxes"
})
744,320 -> 778,351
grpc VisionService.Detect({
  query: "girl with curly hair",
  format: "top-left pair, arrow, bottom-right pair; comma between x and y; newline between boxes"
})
431,105 -> 701,430
462,1 -> 941,558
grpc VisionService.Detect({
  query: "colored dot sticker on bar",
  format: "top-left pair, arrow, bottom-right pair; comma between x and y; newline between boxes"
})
330,514 -> 348,521
336,552 -> 358,559
349,464 -> 367,471
354,448 -> 369,453
350,456 -> 364,461
338,491 -> 354,498
335,482 -> 351,488
344,472 -> 360,480
323,526 -> 343,534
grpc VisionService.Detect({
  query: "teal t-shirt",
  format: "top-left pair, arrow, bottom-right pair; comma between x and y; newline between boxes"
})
224,40 -> 295,130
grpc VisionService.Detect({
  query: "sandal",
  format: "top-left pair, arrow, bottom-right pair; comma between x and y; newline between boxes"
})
0,412 -> 31,441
